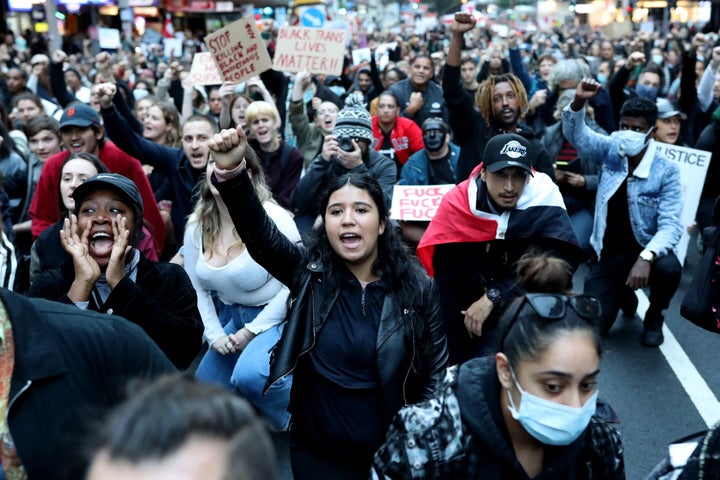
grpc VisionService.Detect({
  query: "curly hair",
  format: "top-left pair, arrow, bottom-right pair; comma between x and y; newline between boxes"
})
187,147 -> 273,260
475,74 -> 529,127
620,96 -> 658,126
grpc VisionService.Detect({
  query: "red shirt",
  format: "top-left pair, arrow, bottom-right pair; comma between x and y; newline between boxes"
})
372,116 -> 424,166
29,142 -> 166,255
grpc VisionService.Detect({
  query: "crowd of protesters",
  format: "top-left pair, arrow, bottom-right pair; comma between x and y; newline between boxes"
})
0,11 -> 719,479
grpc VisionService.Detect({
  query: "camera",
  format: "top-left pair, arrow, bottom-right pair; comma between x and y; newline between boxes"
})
337,136 -> 355,152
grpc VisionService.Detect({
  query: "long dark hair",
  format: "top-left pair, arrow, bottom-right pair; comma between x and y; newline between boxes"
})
299,173 -> 431,341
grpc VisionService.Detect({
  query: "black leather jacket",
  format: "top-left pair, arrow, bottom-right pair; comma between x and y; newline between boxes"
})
214,170 -> 448,417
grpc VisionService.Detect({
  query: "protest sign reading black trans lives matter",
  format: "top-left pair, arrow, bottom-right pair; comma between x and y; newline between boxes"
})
205,17 -> 272,83
273,26 -> 347,76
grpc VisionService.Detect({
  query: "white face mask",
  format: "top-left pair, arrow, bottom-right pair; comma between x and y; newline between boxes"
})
507,368 -> 598,446
616,128 -> 653,158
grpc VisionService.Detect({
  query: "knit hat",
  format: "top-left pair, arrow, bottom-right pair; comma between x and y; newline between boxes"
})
483,133 -> 533,176
332,92 -> 373,144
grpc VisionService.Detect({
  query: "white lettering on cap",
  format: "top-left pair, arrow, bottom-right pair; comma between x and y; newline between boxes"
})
499,140 -> 527,159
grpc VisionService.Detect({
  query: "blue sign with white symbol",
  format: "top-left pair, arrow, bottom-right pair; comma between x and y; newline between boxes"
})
301,7 -> 325,27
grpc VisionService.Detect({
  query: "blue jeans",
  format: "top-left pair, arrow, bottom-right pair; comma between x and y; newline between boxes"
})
195,302 -> 292,431
570,207 -> 594,255
232,324 -> 292,431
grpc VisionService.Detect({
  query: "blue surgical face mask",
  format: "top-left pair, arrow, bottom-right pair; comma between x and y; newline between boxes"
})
507,368 -> 598,446
652,54 -> 663,65
303,88 -> 315,103
329,85 -> 346,97
596,73 -> 608,85
636,84 -> 658,101
133,88 -> 149,101
615,127 -> 653,157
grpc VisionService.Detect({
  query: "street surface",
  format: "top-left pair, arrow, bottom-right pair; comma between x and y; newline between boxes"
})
587,240 -> 719,480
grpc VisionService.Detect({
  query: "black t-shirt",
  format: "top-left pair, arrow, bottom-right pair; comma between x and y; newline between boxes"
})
428,150 -> 455,185
602,177 -> 641,256
292,273 -> 388,460
377,132 -> 398,172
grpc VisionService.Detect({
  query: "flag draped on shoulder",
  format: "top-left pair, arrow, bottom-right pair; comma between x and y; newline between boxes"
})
417,163 -> 580,276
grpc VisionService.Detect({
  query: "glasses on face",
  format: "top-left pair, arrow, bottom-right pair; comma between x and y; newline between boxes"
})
500,294 -> 601,348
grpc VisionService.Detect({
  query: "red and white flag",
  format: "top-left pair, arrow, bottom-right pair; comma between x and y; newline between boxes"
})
162,13 -> 175,39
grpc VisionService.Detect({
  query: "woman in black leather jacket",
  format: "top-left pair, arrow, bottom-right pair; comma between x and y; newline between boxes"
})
207,126 -> 449,480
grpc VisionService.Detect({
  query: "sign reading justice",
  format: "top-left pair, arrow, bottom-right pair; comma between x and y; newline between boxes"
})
205,17 -> 272,83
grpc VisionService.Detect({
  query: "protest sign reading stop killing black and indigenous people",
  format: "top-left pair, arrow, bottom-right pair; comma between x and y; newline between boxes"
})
205,17 -> 272,83
273,26 -> 347,76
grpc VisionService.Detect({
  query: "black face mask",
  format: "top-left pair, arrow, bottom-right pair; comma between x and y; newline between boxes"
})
423,129 -> 445,152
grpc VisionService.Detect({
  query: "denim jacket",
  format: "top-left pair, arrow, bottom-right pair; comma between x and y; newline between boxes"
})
562,105 -> 683,259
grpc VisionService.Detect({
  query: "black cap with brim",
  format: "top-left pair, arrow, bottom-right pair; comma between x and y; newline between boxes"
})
72,173 -> 143,216
483,133 -> 534,176
485,160 -> 534,176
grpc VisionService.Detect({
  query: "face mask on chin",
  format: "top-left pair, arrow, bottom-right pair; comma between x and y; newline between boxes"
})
616,127 -> 653,158
507,368 -> 598,446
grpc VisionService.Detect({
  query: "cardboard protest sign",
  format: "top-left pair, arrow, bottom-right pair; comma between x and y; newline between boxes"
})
187,52 -> 223,86
273,26 -> 346,76
205,16 -> 272,83
653,142 -> 711,264
98,28 -> 120,50
390,185 -> 454,221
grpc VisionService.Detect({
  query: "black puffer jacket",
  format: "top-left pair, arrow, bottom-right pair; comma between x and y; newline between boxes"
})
215,169 -> 448,418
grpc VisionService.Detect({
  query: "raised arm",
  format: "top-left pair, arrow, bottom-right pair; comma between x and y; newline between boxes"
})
96,83 -> 179,172
208,126 -> 303,288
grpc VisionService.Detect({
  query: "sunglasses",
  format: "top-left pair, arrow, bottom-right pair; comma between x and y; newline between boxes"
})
500,294 -> 601,348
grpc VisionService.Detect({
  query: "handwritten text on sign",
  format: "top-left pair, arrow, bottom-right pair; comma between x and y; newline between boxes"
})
390,185 -> 454,221
187,52 -> 223,86
205,17 -> 272,83
273,27 -> 347,76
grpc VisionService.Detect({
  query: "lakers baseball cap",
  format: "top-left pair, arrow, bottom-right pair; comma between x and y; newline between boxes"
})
483,133 -> 533,176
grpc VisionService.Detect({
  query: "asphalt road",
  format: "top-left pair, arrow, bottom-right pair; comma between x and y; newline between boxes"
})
588,240 -> 720,480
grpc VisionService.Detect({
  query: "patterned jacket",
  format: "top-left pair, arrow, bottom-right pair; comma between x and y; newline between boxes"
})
372,357 -> 625,479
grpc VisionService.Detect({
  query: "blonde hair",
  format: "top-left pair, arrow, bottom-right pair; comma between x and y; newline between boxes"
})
188,148 -> 275,259
245,101 -> 279,125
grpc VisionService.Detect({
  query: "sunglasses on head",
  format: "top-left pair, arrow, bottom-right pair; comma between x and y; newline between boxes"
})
500,293 -> 601,348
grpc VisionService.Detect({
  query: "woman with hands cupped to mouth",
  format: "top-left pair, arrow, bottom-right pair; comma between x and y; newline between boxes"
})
28,173 -> 204,369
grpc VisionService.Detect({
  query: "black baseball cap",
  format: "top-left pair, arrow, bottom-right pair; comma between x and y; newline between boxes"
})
72,173 -> 143,215
483,133 -> 533,176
